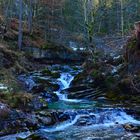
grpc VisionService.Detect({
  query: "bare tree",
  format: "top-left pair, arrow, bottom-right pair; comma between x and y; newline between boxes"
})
18,0 -> 23,50
120,0 -> 124,36
28,0 -> 33,34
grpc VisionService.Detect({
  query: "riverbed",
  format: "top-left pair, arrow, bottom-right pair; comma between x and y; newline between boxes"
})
0,65 -> 140,140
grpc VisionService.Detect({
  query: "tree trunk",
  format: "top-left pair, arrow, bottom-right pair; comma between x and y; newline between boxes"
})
120,0 -> 124,36
18,0 -> 23,50
134,21 -> 140,49
28,0 -> 33,34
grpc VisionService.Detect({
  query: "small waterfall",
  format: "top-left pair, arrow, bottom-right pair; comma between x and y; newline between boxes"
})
58,73 -> 74,90
55,73 -> 81,102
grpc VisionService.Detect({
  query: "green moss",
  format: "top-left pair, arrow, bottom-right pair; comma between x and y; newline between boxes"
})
72,72 -> 84,84
30,34 -> 36,40
41,44 -> 50,50
72,66 -> 80,71
105,76 -> 116,88
41,42 -> 56,50
127,38 -> 137,49
42,68 -> 52,75
41,68 -> 60,78
91,70 -> 99,78
0,92 -> 32,108
35,76 -> 59,91
51,72 -> 60,78
106,91 -> 117,99
39,98 -> 48,108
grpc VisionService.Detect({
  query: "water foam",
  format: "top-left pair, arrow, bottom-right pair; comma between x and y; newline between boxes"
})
55,73 -> 82,102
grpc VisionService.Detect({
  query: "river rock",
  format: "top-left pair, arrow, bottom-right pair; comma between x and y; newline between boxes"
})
0,110 -> 39,136
37,111 -> 70,125
75,115 -> 95,126
40,92 -> 59,102
23,44 -> 88,64
123,123 -> 140,133
31,84 -> 45,93
34,77 -> 60,92
41,68 -> 60,78
58,112 -> 70,122
37,116 -> 54,126
0,102 -> 11,119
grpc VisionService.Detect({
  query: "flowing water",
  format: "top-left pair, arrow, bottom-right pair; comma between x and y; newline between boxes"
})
48,71 -> 98,109
43,68 -> 140,139
1,65 -> 140,140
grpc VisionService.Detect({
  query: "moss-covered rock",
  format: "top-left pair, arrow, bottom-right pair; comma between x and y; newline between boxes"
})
41,68 -> 60,78
0,92 -> 33,110
34,77 -> 59,92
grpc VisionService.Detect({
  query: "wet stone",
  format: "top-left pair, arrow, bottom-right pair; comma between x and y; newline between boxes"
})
123,124 -> 140,133
76,115 -> 95,126
58,113 -> 70,122
37,116 -> 54,126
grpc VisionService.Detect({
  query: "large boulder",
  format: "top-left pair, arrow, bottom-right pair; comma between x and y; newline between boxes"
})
23,43 -> 88,64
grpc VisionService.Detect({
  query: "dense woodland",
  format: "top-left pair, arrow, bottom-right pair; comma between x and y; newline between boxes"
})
1,0 -> 140,47
0,0 -> 140,140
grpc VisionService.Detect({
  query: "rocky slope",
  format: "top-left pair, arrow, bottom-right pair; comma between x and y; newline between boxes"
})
69,36 -> 140,105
